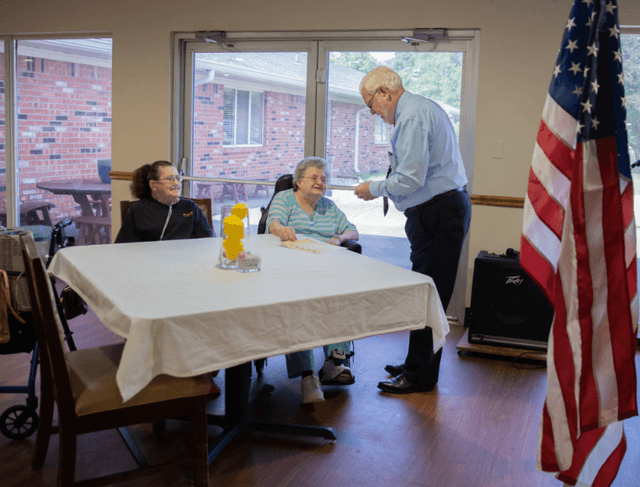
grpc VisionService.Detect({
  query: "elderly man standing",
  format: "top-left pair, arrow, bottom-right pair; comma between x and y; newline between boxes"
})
354,66 -> 471,394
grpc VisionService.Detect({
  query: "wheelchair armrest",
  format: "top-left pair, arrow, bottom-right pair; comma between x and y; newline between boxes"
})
340,239 -> 362,254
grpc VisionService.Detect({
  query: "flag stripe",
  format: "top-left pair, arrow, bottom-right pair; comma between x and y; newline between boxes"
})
537,118 -> 576,178
532,136 -> 572,211
592,431 -> 627,487
520,1 -> 637,485
596,138 -> 639,423
551,266 -> 578,471
570,143 -> 602,434
526,167 -> 564,239
539,403 -> 561,471
519,235 -> 556,300
542,92 -> 578,150
558,424 -> 622,486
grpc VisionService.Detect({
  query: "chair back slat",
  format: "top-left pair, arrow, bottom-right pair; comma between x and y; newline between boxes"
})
121,198 -> 215,237
120,200 -> 134,224
182,197 -> 215,237
20,234 -> 76,413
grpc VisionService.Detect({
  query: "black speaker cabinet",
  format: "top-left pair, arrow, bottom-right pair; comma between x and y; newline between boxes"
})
467,249 -> 554,351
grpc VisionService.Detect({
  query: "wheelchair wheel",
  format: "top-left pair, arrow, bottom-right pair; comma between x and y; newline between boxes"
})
0,405 -> 39,440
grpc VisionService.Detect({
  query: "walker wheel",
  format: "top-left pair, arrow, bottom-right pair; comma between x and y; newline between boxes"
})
0,405 -> 39,440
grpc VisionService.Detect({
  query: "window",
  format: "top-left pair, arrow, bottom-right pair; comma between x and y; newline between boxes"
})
621,31 -> 639,167
177,32 -> 478,321
1,37 -> 112,244
620,27 -> 640,336
223,88 -> 263,146
374,117 -> 389,144
323,48 -> 468,197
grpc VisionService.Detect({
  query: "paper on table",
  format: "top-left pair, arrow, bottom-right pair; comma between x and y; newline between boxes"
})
280,238 -> 345,254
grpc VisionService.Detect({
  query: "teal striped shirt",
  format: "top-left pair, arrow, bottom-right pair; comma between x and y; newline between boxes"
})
266,189 -> 357,242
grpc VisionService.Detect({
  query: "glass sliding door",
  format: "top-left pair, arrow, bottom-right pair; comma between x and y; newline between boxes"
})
178,32 -> 478,319
183,42 -> 316,230
15,39 -> 112,242
621,28 -> 640,337
622,32 -> 639,169
0,40 -> 6,227
320,47 -> 465,240
317,38 -> 478,320
1,38 -> 112,243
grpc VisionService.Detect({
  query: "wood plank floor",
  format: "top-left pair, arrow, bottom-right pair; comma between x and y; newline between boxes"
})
1,294 -> 639,486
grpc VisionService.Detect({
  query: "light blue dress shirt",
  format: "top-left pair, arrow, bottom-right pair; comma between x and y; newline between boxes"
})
369,91 -> 468,212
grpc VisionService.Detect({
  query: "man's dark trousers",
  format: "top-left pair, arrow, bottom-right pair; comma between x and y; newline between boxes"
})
402,188 -> 471,385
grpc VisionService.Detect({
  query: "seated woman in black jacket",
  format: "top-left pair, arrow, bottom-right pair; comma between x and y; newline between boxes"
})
115,160 -> 213,243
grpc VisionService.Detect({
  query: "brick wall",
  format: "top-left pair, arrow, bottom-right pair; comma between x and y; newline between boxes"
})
191,84 -> 391,201
0,54 -> 112,220
327,101 -> 389,178
1,57 -> 389,219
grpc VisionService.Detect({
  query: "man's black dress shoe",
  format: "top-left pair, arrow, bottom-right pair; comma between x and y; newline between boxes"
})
377,374 -> 436,394
384,364 -> 405,376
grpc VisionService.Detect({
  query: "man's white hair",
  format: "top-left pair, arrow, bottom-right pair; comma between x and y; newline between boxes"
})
360,66 -> 403,94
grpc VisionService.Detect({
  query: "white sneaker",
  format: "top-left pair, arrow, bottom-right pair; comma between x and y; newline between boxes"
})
319,351 -> 355,385
300,374 -> 325,404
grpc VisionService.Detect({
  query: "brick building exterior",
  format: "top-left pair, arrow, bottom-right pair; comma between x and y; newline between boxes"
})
0,53 -> 112,220
2,49 -> 389,221
191,82 -> 390,201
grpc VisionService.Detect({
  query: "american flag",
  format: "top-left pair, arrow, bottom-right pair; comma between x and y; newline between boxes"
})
520,1 -> 638,486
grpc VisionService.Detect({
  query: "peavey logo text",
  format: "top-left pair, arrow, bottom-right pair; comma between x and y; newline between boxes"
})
505,275 -> 524,286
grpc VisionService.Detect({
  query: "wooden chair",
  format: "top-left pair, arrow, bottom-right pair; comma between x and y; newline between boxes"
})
73,215 -> 111,245
20,233 -> 218,487
120,197 -> 215,237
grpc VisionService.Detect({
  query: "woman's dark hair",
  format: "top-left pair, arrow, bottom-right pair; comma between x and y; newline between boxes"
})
130,160 -> 175,199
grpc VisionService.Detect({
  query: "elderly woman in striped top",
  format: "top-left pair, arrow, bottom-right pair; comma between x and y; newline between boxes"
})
266,156 -> 359,404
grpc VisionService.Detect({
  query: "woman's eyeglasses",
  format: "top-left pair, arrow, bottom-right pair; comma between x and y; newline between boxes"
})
155,176 -> 182,183
301,176 -> 327,184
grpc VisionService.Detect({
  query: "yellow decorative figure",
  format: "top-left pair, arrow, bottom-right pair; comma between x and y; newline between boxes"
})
232,203 -> 249,220
222,214 -> 244,261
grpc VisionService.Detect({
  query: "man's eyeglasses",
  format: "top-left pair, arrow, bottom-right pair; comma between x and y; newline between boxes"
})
366,88 -> 379,109
301,176 -> 327,184
155,176 -> 182,183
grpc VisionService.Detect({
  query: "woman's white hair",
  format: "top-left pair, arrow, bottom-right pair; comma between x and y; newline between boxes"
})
360,66 -> 404,95
293,157 -> 328,190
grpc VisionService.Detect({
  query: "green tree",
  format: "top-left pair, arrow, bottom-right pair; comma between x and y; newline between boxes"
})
391,52 -> 463,109
330,50 -> 463,135
330,52 -> 378,74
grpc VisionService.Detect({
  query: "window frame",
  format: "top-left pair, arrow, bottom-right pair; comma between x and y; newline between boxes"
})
174,31 -> 479,181
172,30 -> 479,323
621,26 -> 640,166
1,34 -> 113,228
374,117 -> 389,144
177,39 -> 319,181
223,87 -> 265,148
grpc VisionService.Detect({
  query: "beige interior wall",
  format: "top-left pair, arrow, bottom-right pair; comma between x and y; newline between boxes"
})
3,0 -> 640,304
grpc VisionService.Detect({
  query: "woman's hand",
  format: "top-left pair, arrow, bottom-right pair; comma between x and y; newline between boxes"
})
278,226 -> 297,241
328,235 -> 342,246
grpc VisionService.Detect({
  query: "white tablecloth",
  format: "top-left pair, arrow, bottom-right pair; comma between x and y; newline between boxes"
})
49,235 -> 448,402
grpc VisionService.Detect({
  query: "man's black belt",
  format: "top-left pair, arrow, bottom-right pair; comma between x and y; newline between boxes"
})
404,186 -> 466,215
